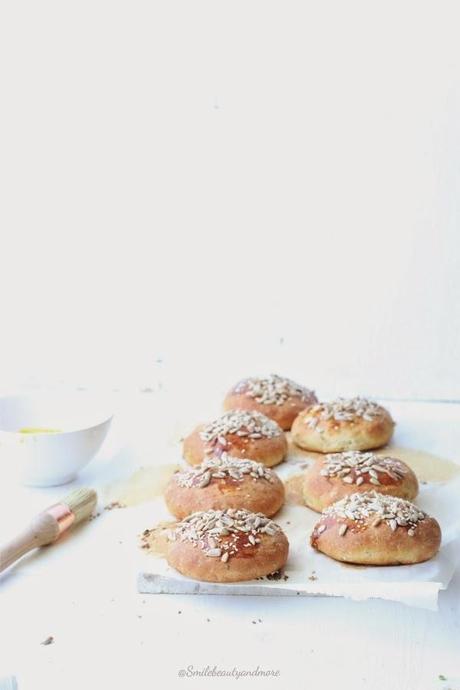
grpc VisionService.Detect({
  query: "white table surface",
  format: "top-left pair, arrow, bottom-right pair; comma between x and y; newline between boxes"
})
1,395 -> 459,690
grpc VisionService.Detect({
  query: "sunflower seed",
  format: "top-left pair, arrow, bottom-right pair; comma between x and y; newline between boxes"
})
322,492 -> 427,537
207,548 -> 222,557
305,398 -> 385,425
199,410 -> 282,444
234,375 -> 316,406
197,471 -> 211,488
176,454 -> 273,488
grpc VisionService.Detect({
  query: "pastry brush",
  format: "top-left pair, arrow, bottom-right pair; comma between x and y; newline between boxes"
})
0,488 -> 97,573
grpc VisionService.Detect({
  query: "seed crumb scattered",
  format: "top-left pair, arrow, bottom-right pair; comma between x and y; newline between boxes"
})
41,636 -> 54,646
104,501 -> 126,511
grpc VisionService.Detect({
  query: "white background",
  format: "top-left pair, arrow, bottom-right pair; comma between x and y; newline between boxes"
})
1,3 -> 460,690
0,1 -> 459,400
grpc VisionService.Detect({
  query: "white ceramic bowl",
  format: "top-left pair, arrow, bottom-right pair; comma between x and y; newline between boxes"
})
0,394 -> 113,486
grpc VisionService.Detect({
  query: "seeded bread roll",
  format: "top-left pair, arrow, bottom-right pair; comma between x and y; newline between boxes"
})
165,454 -> 285,519
311,491 -> 441,565
166,509 -> 289,582
303,451 -> 418,512
183,410 -> 287,467
292,397 -> 394,453
224,374 -> 317,430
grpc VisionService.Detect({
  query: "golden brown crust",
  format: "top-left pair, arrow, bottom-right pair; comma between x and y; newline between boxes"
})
167,531 -> 289,582
223,375 -> 317,430
311,514 -> 441,565
310,492 -> 441,565
164,470 -> 285,519
292,402 -> 394,453
303,455 -> 418,512
224,392 -> 314,430
183,425 -> 287,467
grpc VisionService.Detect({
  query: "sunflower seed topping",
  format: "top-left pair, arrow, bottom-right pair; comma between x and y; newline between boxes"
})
233,374 -> 316,407
323,491 -> 427,534
169,508 -> 282,560
318,451 -> 406,486
200,410 -> 282,446
175,453 -> 274,488
305,398 -> 391,428
196,471 -> 211,488
338,524 -> 348,536
207,548 -> 222,557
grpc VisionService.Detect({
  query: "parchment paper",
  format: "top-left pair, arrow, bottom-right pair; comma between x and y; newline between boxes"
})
137,439 -> 460,610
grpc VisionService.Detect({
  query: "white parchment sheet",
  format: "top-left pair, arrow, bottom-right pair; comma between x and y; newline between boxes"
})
137,477 -> 460,611
136,401 -> 460,610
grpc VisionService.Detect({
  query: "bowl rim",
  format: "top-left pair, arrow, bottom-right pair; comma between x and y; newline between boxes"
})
0,393 -> 114,436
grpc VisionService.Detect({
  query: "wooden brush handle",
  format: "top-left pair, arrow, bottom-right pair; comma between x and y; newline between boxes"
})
0,512 -> 60,573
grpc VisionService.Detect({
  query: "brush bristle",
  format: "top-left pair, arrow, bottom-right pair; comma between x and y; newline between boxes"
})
63,488 -> 98,524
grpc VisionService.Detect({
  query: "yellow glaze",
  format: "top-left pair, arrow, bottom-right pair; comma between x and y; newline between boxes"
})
18,427 -> 61,434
